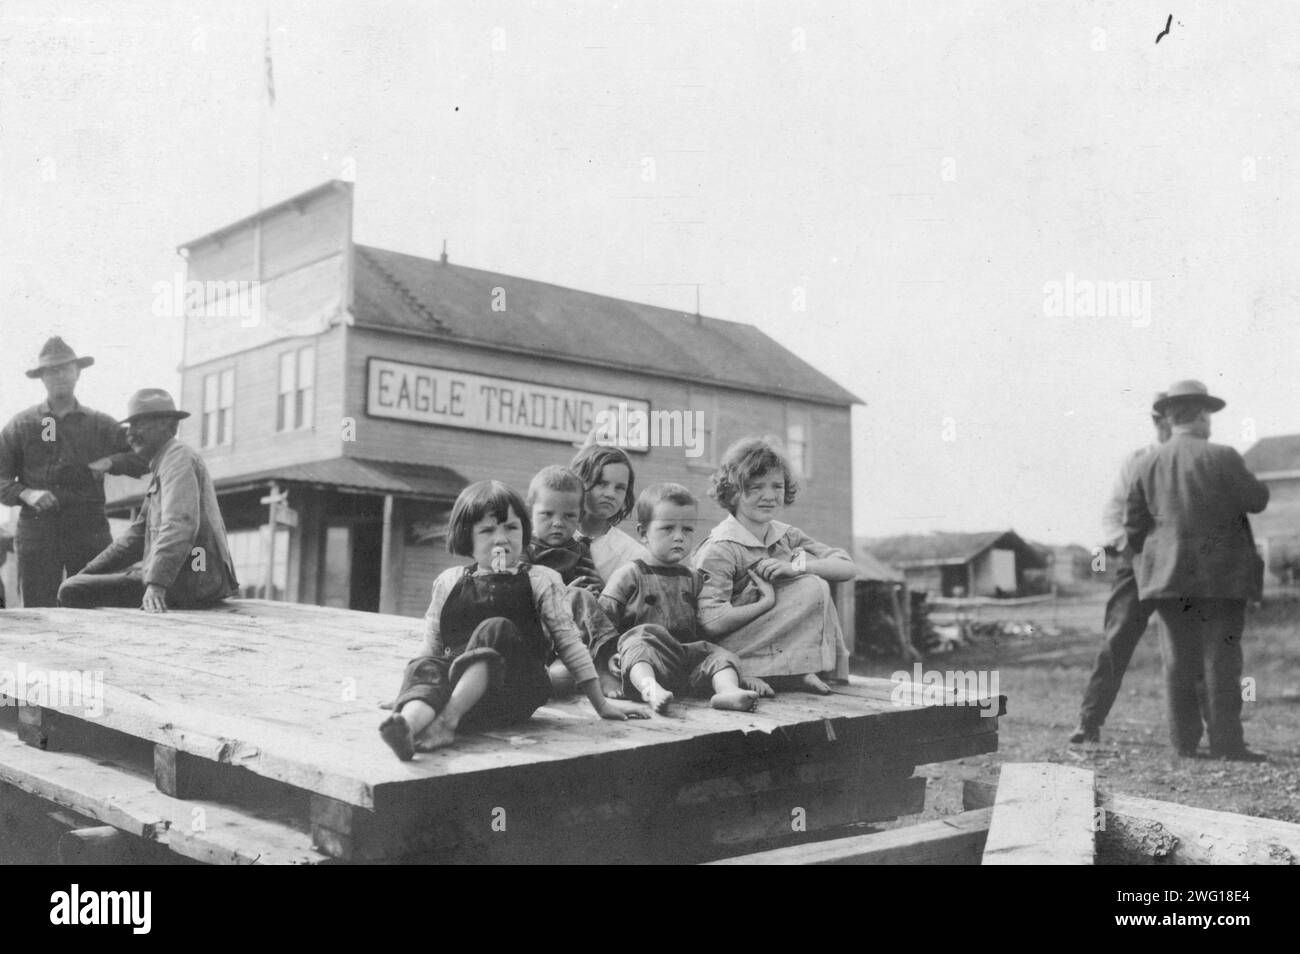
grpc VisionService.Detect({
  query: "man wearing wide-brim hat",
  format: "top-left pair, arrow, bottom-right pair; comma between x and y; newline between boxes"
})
58,389 -> 239,613
0,337 -> 149,606
1124,380 -> 1270,762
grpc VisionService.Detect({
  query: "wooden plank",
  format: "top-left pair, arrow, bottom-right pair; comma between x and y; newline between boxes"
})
708,808 -> 993,865
1098,793 -> 1300,865
0,736 -> 328,865
700,774 -> 927,848
0,605 -> 996,820
982,762 -> 1095,865
909,727 -> 999,766
154,745 -> 203,799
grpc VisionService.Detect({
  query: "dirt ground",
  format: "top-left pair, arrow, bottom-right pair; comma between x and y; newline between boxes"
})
852,587 -> 1300,825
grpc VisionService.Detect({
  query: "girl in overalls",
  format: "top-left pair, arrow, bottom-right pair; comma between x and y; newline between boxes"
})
380,480 -> 647,760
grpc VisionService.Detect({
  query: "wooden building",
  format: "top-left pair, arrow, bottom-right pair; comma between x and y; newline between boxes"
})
861,530 -> 1046,598
107,180 -> 860,625
1243,434 -> 1300,581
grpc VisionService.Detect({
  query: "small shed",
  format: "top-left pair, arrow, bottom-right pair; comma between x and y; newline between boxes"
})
862,530 -> 1047,599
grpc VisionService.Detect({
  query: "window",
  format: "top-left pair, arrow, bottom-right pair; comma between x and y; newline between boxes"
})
201,368 -> 234,447
786,407 -> 812,479
278,345 -> 315,431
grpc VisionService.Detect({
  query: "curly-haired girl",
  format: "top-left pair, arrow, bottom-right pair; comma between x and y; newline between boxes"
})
692,436 -> 857,695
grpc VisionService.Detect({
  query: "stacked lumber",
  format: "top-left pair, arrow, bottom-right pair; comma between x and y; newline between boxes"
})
706,809 -> 993,865
0,602 -> 1003,864
711,763 -> 1300,865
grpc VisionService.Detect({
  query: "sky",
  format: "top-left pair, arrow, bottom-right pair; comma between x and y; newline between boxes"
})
2,0 -> 1298,547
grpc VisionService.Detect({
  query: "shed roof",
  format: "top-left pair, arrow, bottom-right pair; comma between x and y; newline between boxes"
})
854,548 -> 905,583
862,530 -> 1047,569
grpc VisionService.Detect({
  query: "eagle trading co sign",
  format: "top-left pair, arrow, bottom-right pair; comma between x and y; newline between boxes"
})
366,358 -> 650,451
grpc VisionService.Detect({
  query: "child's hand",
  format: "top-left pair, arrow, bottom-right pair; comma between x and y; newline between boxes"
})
752,557 -> 799,581
570,575 -> 604,594
747,569 -> 777,607
598,698 -> 650,720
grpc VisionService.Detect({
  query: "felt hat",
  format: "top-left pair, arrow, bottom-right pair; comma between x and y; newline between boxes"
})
120,389 -> 191,424
25,337 -> 94,378
1153,380 -> 1226,414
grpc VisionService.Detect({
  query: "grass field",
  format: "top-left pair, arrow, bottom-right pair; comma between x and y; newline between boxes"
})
853,587 -> 1300,825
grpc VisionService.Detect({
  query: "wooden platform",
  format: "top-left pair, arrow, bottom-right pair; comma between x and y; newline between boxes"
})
0,600 -> 1002,863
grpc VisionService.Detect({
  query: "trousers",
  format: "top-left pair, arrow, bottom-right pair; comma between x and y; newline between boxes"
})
1077,556 -> 1156,730
393,617 -> 551,730
1152,598 -> 1246,755
15,509 -> 111,608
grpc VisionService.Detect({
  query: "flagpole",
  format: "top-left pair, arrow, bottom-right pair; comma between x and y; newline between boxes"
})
255,5 -> 271,287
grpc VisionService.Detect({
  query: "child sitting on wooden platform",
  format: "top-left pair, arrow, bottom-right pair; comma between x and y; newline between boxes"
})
599,483 -> 769,714
379,480 -> 647,761
525,466 -> 602,592
525,465 -> 625,700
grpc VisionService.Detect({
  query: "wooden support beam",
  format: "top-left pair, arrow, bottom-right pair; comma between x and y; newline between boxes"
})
0,736 -> 327,864
378,494 -> 401,615
708,808 -> 993,865
982,762 -> 1095,865
154,744 -> 203,799
1098,793 -> 1300,865
311,793 -> 382,861
17,706 -> 48,749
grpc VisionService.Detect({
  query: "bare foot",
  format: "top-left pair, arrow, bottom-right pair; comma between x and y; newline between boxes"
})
413,717 -> 459,751
742,676 -> 775,698
711,689 -> 759,712
798,673 -> 832,695
640,682 -> 674,714
379,714 -> 415,761
599,670 -> 624,700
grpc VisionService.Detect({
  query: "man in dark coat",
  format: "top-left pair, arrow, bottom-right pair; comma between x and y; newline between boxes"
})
0,338 -> 149,606
58,390 -> 238,612
1124,380 -> 1269,761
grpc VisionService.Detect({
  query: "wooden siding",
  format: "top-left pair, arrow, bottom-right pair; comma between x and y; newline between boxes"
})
341,326 -> 854,557
178,325 -> 346,482
181,183 -> 351,368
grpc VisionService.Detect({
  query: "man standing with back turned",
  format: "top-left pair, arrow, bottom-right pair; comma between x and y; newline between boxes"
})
1124,380 -> 1269,762
1069,392 -> 1171,744
0,338 -> 148,606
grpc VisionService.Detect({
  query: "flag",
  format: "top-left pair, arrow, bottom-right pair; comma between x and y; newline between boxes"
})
264,13 -> 275,106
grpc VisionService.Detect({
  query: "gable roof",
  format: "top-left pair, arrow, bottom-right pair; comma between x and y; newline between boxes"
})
854,548 -> 905,582
1244,434 -> 1300,475
862,531 -> 1046,569
351,244 -> 861,406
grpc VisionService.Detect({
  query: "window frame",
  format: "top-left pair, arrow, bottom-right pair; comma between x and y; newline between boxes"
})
277,344 -> 315,432
201,367 -> 235,448
785,404 -> 813,481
